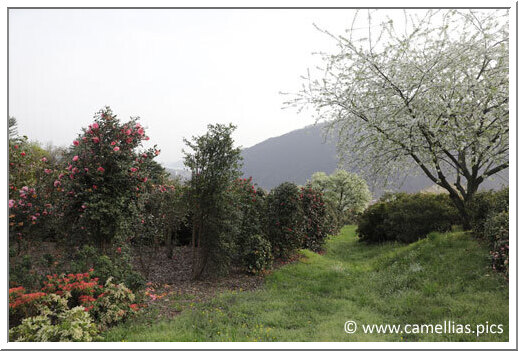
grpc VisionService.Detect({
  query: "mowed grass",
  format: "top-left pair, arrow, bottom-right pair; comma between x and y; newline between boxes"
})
103,226 -> 509,342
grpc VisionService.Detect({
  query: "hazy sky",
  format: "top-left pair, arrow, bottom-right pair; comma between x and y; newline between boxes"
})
9,9 -> 405,166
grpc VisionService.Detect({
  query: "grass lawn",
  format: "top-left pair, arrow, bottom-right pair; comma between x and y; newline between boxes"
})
103,226 -> 509,342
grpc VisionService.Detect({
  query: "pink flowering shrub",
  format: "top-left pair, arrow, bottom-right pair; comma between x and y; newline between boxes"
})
55,107 -> 162,247
9,133 -> 60,250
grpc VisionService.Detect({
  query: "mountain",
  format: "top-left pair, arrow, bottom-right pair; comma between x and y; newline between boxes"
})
240,124 -> 339,190
239,124 -> 508,196
165,124 -> 508,197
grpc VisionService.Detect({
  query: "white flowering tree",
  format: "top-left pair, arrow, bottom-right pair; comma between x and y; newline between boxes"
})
310,170 -> 372,214
289,10 -> 509,227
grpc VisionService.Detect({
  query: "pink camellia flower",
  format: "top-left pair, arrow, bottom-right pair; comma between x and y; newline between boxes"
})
155,150 -> 161,155
113,146 -> 120,152
92,137 -> 100,143
72,155 -> 79,162
136,123 -> 141,128
22,186 -> 28,192
82,137 -> 87,141
14,145 -> 19,149
20,152 -> 26,156
97,166 -> 105,173
91,122 -> 99,129
81,205 -> 86,209
31,215 -> 37,221
41,157 -> 48,162
58,173 -> 64,179
125,129 -> 132,135
117,247 -> 122,254
84,168 -> 89,172
72,167 -> 78,174
130,167 -> 137,172
92,185 -> 98,189
54,180 -> 61,187
9,199 -> 15,208
145,136 -> 150,141
44,169 -> 52,174
142,154 -> 148,158
142,177 -> 148,182
70,174 -> 74,180
126,138 -> 133,144
110,141 -> 116,146
67,164 -> 73,171
73,140 -> 79,146
137,128 -> 144,136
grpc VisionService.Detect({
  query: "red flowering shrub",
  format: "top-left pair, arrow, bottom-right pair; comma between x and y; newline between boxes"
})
300,184 -> 337,252
266,182 -> 304,258
42,270 -> 103,307
10,270 -> 138,331
9,287 -> 47,327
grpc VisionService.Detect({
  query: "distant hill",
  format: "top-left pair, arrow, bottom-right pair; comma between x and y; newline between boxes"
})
239,124 -> 508,197
165,124 -> 508,197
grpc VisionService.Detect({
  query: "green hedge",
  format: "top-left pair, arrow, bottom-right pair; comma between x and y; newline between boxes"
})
357,193 -> 460,243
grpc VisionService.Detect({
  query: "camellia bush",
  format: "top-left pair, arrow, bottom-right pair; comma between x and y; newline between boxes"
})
299,184 -> 337,252
55,107 -> 161,249
232,177 -> 273,274
266,182 -> 304,258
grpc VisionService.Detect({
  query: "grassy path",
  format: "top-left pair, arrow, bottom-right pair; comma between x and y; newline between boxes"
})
103,226 -> 509,341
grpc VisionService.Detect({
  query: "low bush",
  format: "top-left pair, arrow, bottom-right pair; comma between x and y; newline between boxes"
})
9,294 -> 98,342
241,234 -> 273,275
357,193 -> 459,243
70,245 -> 144,291
468,188 -> 509,279
9,269 -> 138,338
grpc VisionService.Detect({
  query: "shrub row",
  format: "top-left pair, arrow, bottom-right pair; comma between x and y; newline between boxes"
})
235,180 -> 338,274
357,193 -> 460,243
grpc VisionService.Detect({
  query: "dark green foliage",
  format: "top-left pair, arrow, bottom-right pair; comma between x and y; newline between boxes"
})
467,188 -> 509,279
300,184 -> 337,252
9,255 -> 40,290
232,177 -> 273,274
357,193 -> 460,243
184,124 -> 243,278
70,245 -> 144,290
241,234 -> 273,275
266,182 -> 304,258
58,107 -> 161,249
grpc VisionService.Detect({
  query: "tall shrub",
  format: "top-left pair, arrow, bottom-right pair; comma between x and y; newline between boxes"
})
300,184 -> 337,252
56,107 -> 160,249
183,124 -> 243,278
266,182 -> 304,258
